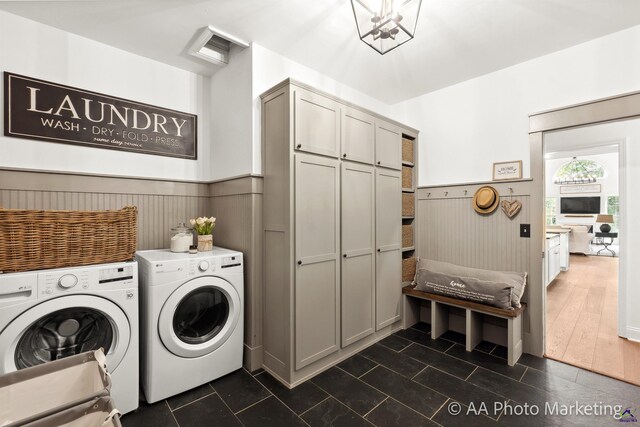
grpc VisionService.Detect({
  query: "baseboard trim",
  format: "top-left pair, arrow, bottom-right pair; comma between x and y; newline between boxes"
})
625,326 -> 640,342
243,344 -> 263,372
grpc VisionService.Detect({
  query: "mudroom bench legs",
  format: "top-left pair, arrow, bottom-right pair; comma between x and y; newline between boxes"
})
402,286 -> 526,366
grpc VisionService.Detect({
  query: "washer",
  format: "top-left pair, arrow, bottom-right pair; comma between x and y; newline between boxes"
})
135,248 -> 243,403
0,261 -> 139,414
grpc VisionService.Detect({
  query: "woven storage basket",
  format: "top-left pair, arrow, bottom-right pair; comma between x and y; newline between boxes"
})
0,206 -> 137,273
402,224 -> 414,248
402,256 -> 416,282
402,166 -> 413,189
402,138 -> 414,163
402,193 -> 415,217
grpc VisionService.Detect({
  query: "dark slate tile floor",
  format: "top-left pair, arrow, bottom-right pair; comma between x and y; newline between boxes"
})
121,322 -> 640,427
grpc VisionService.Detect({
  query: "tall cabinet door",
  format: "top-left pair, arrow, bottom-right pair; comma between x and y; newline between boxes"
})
341,163 -> 375,347
295,154 -> 341,369
341,108 -> 375,164
375,121 -> 402,170
375,168 -> 402,330
294,89 -> 340,158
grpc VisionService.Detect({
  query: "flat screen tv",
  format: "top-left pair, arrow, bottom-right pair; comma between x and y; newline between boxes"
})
560,196 -> 600,214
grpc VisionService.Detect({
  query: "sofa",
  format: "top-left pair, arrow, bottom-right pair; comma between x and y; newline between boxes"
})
548,224 -> 593,255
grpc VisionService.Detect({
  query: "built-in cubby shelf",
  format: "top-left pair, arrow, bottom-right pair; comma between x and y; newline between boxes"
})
402,161 -> 414,167
402,188 -> 415,193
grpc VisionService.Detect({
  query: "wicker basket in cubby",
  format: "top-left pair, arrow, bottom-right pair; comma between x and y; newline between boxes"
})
402,224 -> 414,248
402,193 -> 415,217
402,166 -> 413,190
0,206 -> 137,273
402,256 -> 416,283
402,138 -> 414,164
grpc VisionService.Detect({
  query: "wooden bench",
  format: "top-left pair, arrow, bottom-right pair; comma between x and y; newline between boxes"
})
402,285 -> 526,366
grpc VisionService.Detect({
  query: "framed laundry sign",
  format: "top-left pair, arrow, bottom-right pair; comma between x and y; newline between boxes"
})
492,160 -> 522,181
3,72 -> 197,159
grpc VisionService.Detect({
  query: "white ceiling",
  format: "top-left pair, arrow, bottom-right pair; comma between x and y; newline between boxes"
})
2,0 -> 640,104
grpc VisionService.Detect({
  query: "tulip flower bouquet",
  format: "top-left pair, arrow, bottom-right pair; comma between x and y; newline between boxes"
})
190,216 -> 216,251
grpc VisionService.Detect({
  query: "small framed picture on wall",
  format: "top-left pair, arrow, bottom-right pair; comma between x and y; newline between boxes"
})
493,160 -> 523,181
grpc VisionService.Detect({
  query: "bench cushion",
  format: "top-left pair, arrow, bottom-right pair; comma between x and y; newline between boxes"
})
413,259 -> 527,309
414,268 -> 514,310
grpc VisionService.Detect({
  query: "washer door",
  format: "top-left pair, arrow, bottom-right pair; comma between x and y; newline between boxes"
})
158,276 -> 240,358
0,295 -> 130,374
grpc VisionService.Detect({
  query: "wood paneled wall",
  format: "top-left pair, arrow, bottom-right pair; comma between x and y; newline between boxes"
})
416,179 -> 535,346
0,169 -> 263,371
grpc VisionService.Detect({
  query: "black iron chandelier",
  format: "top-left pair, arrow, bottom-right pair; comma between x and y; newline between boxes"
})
350,0 -> 422,55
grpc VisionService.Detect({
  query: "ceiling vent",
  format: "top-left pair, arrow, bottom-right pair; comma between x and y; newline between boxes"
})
188,26 -> 249,66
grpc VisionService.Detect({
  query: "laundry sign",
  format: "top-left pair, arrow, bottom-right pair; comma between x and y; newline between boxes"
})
3,72 -> 197,159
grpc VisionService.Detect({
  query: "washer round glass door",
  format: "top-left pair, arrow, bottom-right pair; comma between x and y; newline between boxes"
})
158,276 -> 240,358
0,295 -> 130,374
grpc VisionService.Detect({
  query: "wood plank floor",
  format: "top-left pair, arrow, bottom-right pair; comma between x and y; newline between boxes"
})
546,254 -> 640,386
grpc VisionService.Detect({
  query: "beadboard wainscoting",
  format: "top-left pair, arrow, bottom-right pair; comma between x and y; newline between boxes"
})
0,169 -> 264,371
415,180 -> 541,354
208,176 -> 263,371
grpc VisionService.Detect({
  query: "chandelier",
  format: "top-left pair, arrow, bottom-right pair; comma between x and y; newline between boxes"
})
554,157 -> 598,185
350,0 -> 422,55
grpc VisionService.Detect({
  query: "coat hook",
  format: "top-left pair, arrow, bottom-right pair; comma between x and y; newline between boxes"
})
444,191 -> 448,196
427,192 -> 431,197
464,190 -> 468,195
509,187 -> 513,193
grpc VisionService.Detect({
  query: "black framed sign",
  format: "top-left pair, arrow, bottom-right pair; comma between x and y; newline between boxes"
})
3,72 -> 197,159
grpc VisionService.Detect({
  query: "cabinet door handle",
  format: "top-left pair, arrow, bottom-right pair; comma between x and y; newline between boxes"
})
343,153 -> 347,158
377,161 -> 381,165
296,144 -> 302,149
343,253 -> 347,258
297,260 -> 302,265
377,248 -> 381,252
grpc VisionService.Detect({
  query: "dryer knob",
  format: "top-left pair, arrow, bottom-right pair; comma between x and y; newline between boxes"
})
198,261 -> 210,272
58,274 -> 78,289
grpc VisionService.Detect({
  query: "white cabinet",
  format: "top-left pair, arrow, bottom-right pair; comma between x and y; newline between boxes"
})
375,120 -> 402,170
375,168 -> 402,329
341,108 -> 375,164
546,235 -> 561,286
559,232 -> 570,271
294,88 -> 340,158
341,163 -> 375,347
261,80 -> 414,387
294,154 -> 340,369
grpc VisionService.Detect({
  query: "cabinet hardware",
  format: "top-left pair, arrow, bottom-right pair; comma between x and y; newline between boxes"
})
377,161 -> 381,165
296,144 -> 302,149
343,254 -> 347,257
377,248 -> 381,252
343,153 -> 347,158
297,260 -> 302,265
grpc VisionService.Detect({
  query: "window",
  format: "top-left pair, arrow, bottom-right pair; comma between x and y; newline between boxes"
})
553,159 -> 606,184
546,197 -> 557,225
607,195 -> 619,232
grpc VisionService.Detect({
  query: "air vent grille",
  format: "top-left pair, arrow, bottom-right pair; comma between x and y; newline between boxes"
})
189,26 -> 249,66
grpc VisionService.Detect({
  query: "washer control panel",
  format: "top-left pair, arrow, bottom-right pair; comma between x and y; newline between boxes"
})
39,262 -> 137,296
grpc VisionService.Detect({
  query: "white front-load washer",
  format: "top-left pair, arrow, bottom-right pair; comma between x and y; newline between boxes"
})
0,261 -> 139,414
135,248 -> 243,403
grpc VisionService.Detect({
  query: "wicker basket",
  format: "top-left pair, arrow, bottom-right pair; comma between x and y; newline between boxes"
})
402,138 -> 414,164
402,193 -> 415,217
402,224 -> 414,248
402,166 -> 413,190
0,206 -> 137,273
402,256 -> 416,282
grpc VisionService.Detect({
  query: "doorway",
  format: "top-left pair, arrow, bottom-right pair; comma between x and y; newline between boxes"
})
542,128 -> 631,381
530,97 -> 640,386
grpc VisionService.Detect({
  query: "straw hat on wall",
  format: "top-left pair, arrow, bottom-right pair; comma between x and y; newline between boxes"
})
472,186 -> 500,214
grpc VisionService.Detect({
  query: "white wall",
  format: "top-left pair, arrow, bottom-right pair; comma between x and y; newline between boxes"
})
545,120 -> 640,341
391,24 -> 640,187
545,153 -> 619,225
251,43 -> 398,174
208,46 -> 253,180
0,10 -> 210,181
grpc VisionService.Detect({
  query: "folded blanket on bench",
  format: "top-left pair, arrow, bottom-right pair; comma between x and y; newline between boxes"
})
412,259 -> 527,310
